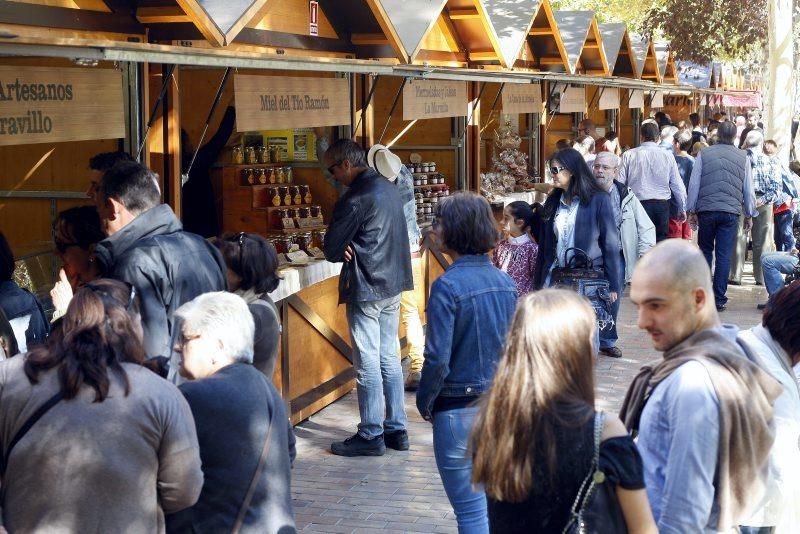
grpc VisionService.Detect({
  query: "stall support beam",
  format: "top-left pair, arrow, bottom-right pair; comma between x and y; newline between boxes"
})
160,64 -> 182,217
467,82 -> 482,192
632,108 -> 641,148
121,61 -> 144,160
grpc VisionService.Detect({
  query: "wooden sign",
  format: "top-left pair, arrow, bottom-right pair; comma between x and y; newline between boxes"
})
598,88 -> 620,110
559,86 -> 586,113
501,84 -> 543,114
650,91 -> 664,108
403,79 -> 467,121
629,89 -> 644,108
0,66 -> 124,147
234,75 -> 350,131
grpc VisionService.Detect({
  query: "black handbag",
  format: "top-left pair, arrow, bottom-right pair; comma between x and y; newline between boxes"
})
562,412 -> 628,534
551,248 -> 614,332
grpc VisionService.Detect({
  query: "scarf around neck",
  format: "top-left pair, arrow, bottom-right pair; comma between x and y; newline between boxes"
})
619,328 -> 782,531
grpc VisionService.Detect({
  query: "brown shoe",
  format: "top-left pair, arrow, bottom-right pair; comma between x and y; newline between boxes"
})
404,371 -> 421,391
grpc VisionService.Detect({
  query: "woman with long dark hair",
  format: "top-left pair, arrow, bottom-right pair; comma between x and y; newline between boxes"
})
471,289 -> 656,533
536,148 -> 621,349
0,279 -> 202,532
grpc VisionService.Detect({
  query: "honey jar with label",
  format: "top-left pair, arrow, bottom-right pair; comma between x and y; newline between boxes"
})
242,168 -> 254,185
268,187 -> 282,207
256,168 -> 267,184
268,168 -> 277,184
300,185 -> 312,204
245,146 -> 257,164
277,167 -> 286,184
290,185 -> 302,205
297,233 -> 313,252
299,206 -> 311,218
277,186 -> 290,206
232,146 -> 244,164
285,167 -> 293,183
257,145 -> 268,164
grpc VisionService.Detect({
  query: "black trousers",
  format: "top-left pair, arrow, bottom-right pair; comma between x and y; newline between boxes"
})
641,199 -> 671,242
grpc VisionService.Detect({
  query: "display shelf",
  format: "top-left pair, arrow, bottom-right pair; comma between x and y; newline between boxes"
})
413,184 -> 447,189
268,225 -> 327,235
216,162 -> 294,169
410,171 -> 442,176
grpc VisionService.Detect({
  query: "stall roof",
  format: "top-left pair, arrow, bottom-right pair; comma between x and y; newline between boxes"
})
551,11 -> 592,74
630,33 -> 660,83
477,0 -> 541,68
599,22 -> 636,78
520,0 -> 569,72
171,0 -> 269,46
654,41 -> 669,80
363,0 -> 448,63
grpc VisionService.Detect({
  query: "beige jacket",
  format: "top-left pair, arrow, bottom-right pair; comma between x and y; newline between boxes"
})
0,356 -> 203,533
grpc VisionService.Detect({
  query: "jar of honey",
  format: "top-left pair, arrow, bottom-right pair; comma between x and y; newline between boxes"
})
274,237 -> 292,254
232,146 -> 244,164
277,186 -> 290,206
300,185 -> 312,204
245,146 -> 257,164
268,168 -> 277,184
299,206 -> 311,218
277,167 -> 286,184
285,167 -> 293,184
257,145 -> 268,164
310,205 -> 322,218
312,229 -> 327,248
268,187 -> 282,207
286,207 -> 299,219
242,168 -> 254,185
290,185 -> 302,205
256,168 -> 267,184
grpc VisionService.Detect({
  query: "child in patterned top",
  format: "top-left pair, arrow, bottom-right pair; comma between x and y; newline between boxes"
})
492,201 -> 541,296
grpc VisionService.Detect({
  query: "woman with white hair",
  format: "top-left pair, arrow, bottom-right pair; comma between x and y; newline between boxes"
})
166,292 -> 296,534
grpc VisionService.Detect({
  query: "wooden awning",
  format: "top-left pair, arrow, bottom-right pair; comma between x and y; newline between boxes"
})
552,11 -> 607,76
599,22 -> 636,78
477,0 -> 541,68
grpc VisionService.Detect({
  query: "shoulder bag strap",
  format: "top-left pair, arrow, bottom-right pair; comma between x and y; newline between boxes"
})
231,401 -> 276,534
0,391 -> 63,478
564,411 -> 604,532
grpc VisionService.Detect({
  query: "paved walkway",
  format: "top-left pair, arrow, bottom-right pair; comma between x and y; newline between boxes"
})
291,263 -> 767,533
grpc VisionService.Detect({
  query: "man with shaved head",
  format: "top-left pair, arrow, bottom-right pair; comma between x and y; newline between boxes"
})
620,240 -> 781,533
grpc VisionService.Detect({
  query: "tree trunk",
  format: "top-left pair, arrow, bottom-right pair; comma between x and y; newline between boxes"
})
766,0 -> 794,163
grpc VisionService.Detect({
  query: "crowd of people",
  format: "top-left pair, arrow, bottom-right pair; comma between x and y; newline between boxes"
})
0,110 -> 797,533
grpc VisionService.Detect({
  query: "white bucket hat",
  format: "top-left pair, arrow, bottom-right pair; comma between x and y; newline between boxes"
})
367,144 -> 403,182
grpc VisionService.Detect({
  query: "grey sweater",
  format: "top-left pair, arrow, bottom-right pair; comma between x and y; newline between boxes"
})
0,356 -> 203,532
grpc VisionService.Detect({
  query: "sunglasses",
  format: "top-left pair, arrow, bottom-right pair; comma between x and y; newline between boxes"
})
85,282 -> 136,312
327,160 -> 343,174
237,232 -> 247,266
549,166 -> 565,175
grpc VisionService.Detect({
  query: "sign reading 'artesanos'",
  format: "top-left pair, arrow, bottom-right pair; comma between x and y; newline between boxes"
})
234,75 -> 350,131
501,84 -> 543,115
0,66 -> 124,147
403,80 -> 467,121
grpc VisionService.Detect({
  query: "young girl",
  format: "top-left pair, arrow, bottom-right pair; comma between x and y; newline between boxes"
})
492,201 -> 540,296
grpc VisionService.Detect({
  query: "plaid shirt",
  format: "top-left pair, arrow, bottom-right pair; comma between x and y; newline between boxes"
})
748,149 -> 781,205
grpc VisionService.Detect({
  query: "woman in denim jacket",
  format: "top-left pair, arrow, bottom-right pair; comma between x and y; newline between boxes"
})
417,192 -> 518,533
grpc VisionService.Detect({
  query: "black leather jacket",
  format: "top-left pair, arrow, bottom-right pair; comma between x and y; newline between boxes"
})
323,168 -> 413,303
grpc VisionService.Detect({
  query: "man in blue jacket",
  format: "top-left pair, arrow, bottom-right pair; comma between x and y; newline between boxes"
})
323,139 -> 413,457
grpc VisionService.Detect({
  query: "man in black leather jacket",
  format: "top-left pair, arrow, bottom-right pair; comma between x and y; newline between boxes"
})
322,139 -> 413,457
93,161 -> 227,364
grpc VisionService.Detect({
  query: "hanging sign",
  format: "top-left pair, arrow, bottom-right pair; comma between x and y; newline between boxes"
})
309,1 -> 319,36
650,91 -> 664,108
0,66 -> 124,147
598,88 -> 620,110
629,89 -> 645,108
234,75 -> 350,131
403,79 -> 468,120
558,86 -> 586,113
501,83 -> 543,114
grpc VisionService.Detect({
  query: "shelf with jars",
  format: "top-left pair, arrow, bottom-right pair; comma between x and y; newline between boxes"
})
414,184 -> 450,225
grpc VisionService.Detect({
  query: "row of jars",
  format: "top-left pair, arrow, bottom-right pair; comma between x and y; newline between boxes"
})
244,166 -> 293,185
267,185 -> 313,207
233,145 -> 284,165
270,229 -> 326,254
413,174 -> 446,186
405,162 -> 437,173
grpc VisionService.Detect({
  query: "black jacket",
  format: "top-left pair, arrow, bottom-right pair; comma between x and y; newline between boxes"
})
166,363 -> 296,534
94,204 -> 226,358
535,189 -> 622,293
323,168 -> 413,303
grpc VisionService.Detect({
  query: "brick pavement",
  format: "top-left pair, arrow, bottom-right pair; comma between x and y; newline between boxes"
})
291,262 -> 767,533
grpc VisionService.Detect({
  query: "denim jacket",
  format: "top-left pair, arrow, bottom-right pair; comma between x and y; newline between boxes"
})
416,255 -> 517,420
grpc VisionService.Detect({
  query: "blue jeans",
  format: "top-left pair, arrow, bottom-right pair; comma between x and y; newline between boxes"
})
774,210 -> 795,251
432,406 -> 488,534
347,295 -> 407,439
600,253 -> 625,349
739,527 -> 774,534
697,212 -> 739,306
761,252 -> 799,296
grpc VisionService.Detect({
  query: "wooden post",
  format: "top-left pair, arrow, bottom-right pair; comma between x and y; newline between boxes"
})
161,65 -> 182,217
467,81 -> 481,192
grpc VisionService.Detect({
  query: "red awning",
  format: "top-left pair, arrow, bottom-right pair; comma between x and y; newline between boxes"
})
721,92 -> 762,109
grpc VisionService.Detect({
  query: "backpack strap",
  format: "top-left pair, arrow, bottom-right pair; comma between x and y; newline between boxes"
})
1,391 -> 63,478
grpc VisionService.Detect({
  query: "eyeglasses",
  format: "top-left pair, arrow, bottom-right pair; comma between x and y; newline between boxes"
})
85,282 -> 136,312
177,331 -> 201,347
549,166 -> 565,175
327,161 -> 343,174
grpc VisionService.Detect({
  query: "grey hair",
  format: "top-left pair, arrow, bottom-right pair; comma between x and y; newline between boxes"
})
660,125 -> 679,142
325,139 -> 367,168
594,152 -> 620,167
175,292 -> 255,364
743,130 -> 764,150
